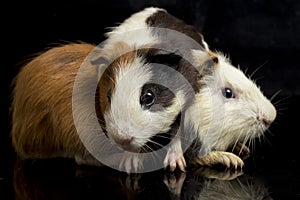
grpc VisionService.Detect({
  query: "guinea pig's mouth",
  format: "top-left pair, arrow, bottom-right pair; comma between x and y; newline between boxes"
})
110,136 -> 141,153
119,143 -> 141,153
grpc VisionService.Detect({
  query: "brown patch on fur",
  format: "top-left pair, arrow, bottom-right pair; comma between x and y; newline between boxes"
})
11,42 -> 96,159
146,10 -> 207,50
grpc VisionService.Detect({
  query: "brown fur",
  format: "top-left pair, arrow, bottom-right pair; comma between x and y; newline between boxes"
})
11,42 -> 96,159
11,41 -> 150,163
146,10 -> 207,50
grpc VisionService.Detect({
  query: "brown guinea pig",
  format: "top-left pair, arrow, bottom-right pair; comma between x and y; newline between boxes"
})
10,40 -> 196,173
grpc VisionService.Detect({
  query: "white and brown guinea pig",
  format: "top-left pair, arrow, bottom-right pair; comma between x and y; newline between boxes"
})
103,6 -> 210,172
10,41 -> 193,173
94,41 -> 196,173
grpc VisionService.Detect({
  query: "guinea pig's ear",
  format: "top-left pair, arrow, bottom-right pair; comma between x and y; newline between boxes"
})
90,42 -> 133,66
142,48 -> 182,70
90,56 -> 109,67
88,46 -> 109,74
90,54 -> 110,81
90,42 -> 134,78
191,49 -> 218,75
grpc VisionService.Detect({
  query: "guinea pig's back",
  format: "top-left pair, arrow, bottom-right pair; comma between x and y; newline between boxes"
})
11,42 -> 95,159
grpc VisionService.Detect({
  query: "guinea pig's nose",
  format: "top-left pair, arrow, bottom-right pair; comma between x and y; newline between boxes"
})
262,118 -> 272,127
257,115 -> 274,127
114,135 -> 133,146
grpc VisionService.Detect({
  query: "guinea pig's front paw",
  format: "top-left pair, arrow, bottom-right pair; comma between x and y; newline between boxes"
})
164,152 -> 186,172
193,151 -> 244,170
119,152 -> 143,174
232,142 -> 251,160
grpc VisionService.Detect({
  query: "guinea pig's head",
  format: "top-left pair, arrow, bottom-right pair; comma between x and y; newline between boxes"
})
97,42 -> 187,152
188,50 -> 277,151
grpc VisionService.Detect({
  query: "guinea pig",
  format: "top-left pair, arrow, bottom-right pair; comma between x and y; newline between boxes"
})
93,41 -> 197,173
183,50 -> 277,169
102,6 -> 210,172
10,41 -> 195,173
103,6 -> 277,170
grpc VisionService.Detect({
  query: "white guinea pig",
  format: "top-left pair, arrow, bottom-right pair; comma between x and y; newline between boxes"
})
183,51 -> 277,169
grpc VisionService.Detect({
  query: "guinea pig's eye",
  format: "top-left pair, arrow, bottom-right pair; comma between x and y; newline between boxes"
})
221,87 -> 235,99
140,89 -> 156,109
107,89 -> 112,102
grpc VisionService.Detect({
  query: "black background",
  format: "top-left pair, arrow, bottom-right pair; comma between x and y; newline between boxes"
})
1,0 -> 300,199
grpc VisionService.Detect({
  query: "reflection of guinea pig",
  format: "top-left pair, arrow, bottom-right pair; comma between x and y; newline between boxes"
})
10,41 -> 194,173
179,172 -> 272,200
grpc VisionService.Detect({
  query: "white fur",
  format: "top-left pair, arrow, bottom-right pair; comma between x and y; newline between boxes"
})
104,57 -> 182,150
185,53 -> 277,153
104,7 -> 164,47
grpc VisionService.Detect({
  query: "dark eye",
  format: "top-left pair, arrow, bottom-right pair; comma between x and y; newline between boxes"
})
140,89 -> 156,109
107,89 -> 112,102
221,87 -> 235,99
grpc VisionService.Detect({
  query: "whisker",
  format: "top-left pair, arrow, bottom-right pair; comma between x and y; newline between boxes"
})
249,60 -> 269,79
270,89 -> 282,102
231,131 -> 244,153
263,134 -> 272,147
146,139 -> 165,149
258,133 -> 263,146
273,95 -> 291,107
133,134 -> 170,140
276,112 -> 288,117
142,143 -> 154,152
276,108 -> 289,112
266,128 -> 275,137
246,138 -> 251,156
250,138 -> 255,155
239,131 -> 251,155
244,67 -> 249,75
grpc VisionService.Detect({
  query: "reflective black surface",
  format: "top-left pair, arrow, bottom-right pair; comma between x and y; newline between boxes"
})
1,0 -> 300,199
1,122 -> 300,200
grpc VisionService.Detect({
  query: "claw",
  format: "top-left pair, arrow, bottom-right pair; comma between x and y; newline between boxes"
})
164,153 -> 186,172
119,152 -> 143,173
232,142 -> 251,160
